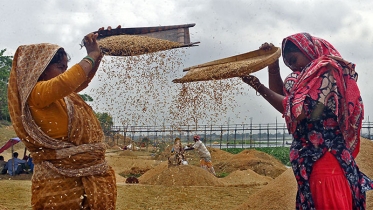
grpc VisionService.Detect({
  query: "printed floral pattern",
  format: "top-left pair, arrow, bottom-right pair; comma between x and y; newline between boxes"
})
290,97 -> 373,209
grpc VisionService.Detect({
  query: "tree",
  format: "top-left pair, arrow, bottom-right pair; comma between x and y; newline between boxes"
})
95,112 -> 113,135
78,93 -> 113,136
0,49 -> 13,121
79,93 -> 93,102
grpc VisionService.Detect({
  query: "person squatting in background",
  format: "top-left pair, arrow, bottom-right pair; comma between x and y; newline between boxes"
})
242,32 -> 373,209
185,135 -> 216,176
168,137 -> 186,166
6,152 -> 26,175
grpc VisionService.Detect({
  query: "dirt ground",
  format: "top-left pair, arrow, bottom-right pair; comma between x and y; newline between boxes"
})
1,138 -> 373,210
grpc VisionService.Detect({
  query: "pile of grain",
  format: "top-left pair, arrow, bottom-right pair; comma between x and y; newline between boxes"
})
234,167 -> 296,210
139,161 -> 273,187
215,149 -> 287,178
222,169 -> 273,187
97,35 -> 181,56
140,164 -> 224,186
207,147 -> 235,162
138,147 -> 284,187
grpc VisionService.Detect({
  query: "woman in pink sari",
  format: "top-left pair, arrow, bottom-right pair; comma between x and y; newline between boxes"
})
242,33 -> 373,209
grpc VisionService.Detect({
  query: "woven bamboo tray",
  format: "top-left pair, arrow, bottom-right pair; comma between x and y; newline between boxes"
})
83,24 -> 200,56
172,47 -> 281,83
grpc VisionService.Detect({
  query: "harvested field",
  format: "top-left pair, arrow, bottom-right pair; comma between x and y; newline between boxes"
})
1,138 -> 373,210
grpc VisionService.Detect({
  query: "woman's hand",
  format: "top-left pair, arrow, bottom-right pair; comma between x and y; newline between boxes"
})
259,42 -> 275,51
260,42 -> 280,72
242,75 -> 262,91
83,33 -> 101,60
98,25 -> 121,32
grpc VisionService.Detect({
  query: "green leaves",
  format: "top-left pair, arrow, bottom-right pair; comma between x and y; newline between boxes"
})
0,49 -> 13,121
95,112 -> 113,135
79,93 -> 93,102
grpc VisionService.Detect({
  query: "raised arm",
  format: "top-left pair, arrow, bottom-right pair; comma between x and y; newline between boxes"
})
75,25 -> 122,92
75,32 -> 102,92
260,43 -> 284,95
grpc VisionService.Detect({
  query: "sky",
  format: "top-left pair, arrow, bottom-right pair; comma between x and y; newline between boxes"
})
1,0 -> 373,126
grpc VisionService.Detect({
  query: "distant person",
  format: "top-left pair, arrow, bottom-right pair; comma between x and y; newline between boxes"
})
0,155 -> 7,174
6,152 -> 26,175
185,135 -> 216,176
27,154 -> 34,173
168,137 -> 186,166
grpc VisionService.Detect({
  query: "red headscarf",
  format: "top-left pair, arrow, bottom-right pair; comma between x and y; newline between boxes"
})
282,33 -> 363,154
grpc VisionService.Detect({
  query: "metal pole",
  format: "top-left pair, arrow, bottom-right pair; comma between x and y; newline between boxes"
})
250,117 -> 253,148
234,125 -> 237,149
241,124 -> 244,148
11,144 -> 14,176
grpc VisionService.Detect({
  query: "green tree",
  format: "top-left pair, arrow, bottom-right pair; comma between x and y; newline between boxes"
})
95,112 -> 113,135
79,93 -> 93,102
0,49 -> 13,121
78,93 -> 113,136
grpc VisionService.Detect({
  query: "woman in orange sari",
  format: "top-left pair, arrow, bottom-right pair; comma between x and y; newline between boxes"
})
8,30 -> 117,209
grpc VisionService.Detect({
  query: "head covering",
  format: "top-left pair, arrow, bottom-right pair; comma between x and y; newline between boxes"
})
282,33 -> 341,68
282,33 -> 363,153
7,44 -> 75,149
193,135 -> 200,141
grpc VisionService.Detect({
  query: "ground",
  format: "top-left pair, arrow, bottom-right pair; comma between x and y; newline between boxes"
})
1,139 -> 373,210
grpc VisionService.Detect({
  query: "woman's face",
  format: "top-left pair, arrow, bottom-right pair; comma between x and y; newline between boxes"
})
40,55 -> 68,81
284,51 -> 311,72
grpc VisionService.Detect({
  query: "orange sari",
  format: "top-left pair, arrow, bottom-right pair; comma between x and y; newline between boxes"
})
8,44 -> 117,209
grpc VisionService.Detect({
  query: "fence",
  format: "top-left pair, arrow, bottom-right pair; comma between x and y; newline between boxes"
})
109,122 -> 373,149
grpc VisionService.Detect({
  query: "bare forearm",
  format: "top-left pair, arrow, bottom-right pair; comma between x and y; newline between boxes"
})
256,85 -> 285,113
267,60 -> 284,95
268,72 -> 284,95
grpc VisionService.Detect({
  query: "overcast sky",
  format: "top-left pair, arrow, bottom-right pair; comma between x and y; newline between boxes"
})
1,0 -> 373,126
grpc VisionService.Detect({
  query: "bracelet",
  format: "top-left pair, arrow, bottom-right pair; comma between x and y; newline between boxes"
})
254,84 -> 263,96
82,58 -> 94,69
84,56 -> 95,68
247,79 -> 263,96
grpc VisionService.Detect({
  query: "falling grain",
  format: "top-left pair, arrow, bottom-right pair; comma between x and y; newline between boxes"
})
90,35 -> 257,127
